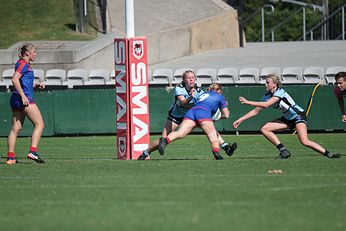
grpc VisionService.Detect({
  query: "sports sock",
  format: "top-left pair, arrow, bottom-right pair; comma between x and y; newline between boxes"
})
143,149 -> 149,156
221,142 -> 228,150
276,143 -> 286,152
212,147 -> 219,153
30,146 -> 37,153
165,137 -> 171,144
7,152 -> 15,159
324,150 -> 330,157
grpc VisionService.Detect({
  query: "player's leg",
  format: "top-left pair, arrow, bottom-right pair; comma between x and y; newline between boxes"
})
6,110 -> 25,164
138,119 -> 180,160
217,132 -> 237,156
295,123 -> 340,158
158,119 -> 196,155
24,104 -> 45,163
199,121 -> 223,160
260,121 -> 291,159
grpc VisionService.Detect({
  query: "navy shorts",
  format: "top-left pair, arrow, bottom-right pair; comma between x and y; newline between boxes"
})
271,112 -> 307,130
10,94 -> 35,111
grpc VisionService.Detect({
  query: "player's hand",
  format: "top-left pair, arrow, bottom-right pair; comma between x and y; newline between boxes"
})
239,96 -> 248,104
233,119 -> 242,128
39,82 -> 45,90
190,88 -> 196,97
342,114 -> 346,122
22,96 -> 29,106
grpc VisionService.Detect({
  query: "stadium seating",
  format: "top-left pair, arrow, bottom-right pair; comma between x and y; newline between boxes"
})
33,69 -> 45,85
216,67 -> 238,84
0,69 -> 14,88
303,66 -> 325,84
281,67 -> 303,84
44,69 -> 66,86
325,66 -> 346,84
259,67 -> 281,84
63,69 -> 88,88
149,68 -> 172,85
84,69 -> 109,86
236,67 -> 259,84
196,68 -> 216,86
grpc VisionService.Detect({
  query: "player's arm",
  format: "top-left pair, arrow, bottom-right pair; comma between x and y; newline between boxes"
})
233,107 -> 262,128
220,107 -> 230,119
336,97 -> 346,122
239,96 -> 279,108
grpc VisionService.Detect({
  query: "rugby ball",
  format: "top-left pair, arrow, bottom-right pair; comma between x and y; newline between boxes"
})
212,108 -> 222,121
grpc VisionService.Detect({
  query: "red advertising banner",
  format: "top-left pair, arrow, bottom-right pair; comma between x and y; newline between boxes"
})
128,37 -> 150,160
114,37 -> 150,160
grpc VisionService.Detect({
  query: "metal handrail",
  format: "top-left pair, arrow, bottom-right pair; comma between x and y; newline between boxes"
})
303,4 -> 346,41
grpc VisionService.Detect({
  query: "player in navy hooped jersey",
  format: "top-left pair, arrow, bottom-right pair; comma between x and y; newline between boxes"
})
158,83 -> 230,160
6,43 -> 45,165
233,74 -> 340,159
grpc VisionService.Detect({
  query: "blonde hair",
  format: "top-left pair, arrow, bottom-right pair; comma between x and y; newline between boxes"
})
182,70 -> 196,80
208,83 -> 223,93
266,74 -> 282,88
18,43 -> 34,58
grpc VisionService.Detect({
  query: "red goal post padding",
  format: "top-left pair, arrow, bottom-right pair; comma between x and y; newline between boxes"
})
114,37 -> 150,160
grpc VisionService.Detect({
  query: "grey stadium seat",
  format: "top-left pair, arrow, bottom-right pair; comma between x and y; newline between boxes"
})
236,67 -> 259,84
215,67 -> 238,84
281,67 -> 303,84
0,69 -> 14,88
149,68 -> 172,86
44,69 -> 66,86
303,66 -> 325,84
84,69 -> 109,85
63,69 -> 88,88
259,67 -> 281,84
33,69 -> 45,85
196,68 -> 216,86
325,66 -> 346,84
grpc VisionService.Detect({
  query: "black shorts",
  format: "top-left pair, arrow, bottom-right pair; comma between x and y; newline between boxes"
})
167,114 -> 184,125
271,113 -> 307,130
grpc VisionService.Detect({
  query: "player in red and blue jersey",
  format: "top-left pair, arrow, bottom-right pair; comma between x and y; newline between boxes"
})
158,83 -> 230,160
6,43 -> 45,165
334,72 -> 346,122
233,74 -> 340,159
138,71 -> 237,160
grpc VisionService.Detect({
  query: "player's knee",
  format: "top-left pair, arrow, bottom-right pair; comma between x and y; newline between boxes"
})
12,125 -> 22,134
260,126 -> 269,134
299,138 -> 310,147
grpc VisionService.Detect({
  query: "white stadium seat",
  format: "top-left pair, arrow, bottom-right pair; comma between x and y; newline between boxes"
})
84,69 -> 109,85
216,67 -> 238,84
259,67 -> 281,84
196,68 -> 216,86
63,69 -> 88,88
236,67 -> 259,84
325,66 -> 346,84
44,69 -> 66,86
303,66 -> 325,84
281,67 -> 303,84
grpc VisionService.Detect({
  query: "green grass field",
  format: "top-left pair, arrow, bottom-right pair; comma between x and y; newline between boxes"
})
0,134 -> 345,231
0,0 -> 97,48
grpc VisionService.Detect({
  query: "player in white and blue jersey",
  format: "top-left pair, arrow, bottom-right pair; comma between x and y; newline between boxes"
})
138,71 -> 237,160
233,75 -> 340,159
158,83 -> 230,160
